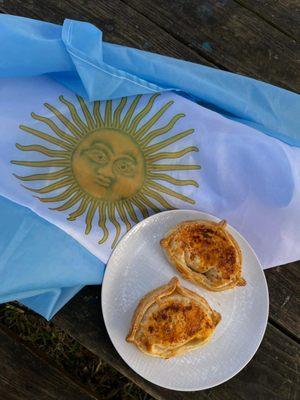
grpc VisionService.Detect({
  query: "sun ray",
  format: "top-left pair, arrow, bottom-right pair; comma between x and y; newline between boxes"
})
15,143 -> 69,158
134,100 -> 174,140
19,125 -> 73,150
59,96 -> 88,135
124,200 -> 139,223
98,203 -> 109,244
50,192 -> 83,211
31,112 -> 78,144
38,184 -> 78,203
147,146 -> 198,162
85,200 -> 97,234
68,197 -> 90,221
113,97 -> 127,127
147,181 -> 195,204
148,173 -> 199,187
149,163 -> 201,171
144,129 -> 194,154
44,102 -> 83,138
13,168 -> 71,182
104,100 -> 113,127
93,101 -> 104,127
129,93 -> 160,135
120,95 -> 142,130
142,187 -> 174,209
138,192 -> 161,213
11,159 -> 69,168
22,177 -> 73,194
77,95 -> 96,130
139,113 -> 185,146
130,198 -> 149,219
108,203 -> 121,248
116,202 -> 132,232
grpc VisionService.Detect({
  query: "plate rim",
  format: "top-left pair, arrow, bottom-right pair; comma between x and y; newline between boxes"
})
101,209 -> 269,391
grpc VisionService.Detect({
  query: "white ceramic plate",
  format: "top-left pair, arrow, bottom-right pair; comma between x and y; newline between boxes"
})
102,210 -> 269,391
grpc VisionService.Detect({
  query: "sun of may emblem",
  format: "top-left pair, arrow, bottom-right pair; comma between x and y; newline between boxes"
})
12,94 -> 200,247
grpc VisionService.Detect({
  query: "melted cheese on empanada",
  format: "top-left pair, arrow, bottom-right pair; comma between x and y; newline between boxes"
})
160,220 -> 246,291
126,278 -> 221,358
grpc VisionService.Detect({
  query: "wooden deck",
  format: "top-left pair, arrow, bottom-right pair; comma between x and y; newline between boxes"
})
0,1 -> 299,399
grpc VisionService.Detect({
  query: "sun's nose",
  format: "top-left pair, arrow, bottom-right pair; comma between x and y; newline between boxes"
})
96,164 -> 116,181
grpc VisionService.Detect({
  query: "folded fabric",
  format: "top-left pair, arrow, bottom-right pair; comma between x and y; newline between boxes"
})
0,15 -> 299,320
0,15 -> 299,146
0,194 -> 103,319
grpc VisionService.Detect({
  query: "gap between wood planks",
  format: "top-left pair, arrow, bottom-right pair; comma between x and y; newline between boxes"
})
117,0 -> 224,71
233,0 -> 298,41
124,0 -> 297,44
269,317 -> 300,345
120,0 -> 299,92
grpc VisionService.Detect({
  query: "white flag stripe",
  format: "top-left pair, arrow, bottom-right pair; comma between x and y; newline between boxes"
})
0,76 -> 299,267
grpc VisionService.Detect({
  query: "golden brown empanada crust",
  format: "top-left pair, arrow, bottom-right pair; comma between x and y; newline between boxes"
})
126,277 -> 221,358
160,220 -> 246,291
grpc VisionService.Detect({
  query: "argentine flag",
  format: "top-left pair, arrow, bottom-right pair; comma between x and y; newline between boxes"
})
0,15 -> 299,319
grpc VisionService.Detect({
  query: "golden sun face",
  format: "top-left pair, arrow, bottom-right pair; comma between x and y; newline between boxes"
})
72,128 -> 145,201
12,94 -> 200,248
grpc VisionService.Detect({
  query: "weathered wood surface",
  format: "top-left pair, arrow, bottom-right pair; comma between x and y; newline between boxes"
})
124,0 -> 300,92
236,0 -> 300,39
0,324 -> 99,400
266,262 -> 300,340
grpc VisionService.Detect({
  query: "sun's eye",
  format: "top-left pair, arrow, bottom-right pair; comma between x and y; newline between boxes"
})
83,148 -> 109,166
113,157 -> 136,177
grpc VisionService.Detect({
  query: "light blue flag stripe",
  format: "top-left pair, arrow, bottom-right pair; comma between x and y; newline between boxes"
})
0,15 -> 299,146
21,286 -> 85,320
0,195 -> 104,319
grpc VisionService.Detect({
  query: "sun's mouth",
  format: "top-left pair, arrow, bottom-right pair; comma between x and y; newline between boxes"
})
94,176 -> 115,188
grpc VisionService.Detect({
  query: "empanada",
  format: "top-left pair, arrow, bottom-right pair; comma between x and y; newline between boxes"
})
126,277 -> 221,358
160,220 -> 246,291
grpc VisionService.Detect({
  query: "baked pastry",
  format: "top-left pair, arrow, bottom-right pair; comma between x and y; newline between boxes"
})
160,220 -> 246,291
126,277 -> 221,358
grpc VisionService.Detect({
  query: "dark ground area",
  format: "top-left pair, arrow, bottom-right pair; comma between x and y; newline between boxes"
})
0,303 -> 152,400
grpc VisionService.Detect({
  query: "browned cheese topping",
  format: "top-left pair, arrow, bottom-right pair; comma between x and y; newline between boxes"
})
181,225 -> 238,279
141,300 -> 213,348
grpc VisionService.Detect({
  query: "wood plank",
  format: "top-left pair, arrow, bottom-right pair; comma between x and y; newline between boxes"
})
123,0 -> 300,92
0,0 -> 213,66
0,324 -> 99,400
52,273 -> 300,400
266,262 -> 300,340
236,0 -> 300,39
207,323 -> 299,400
